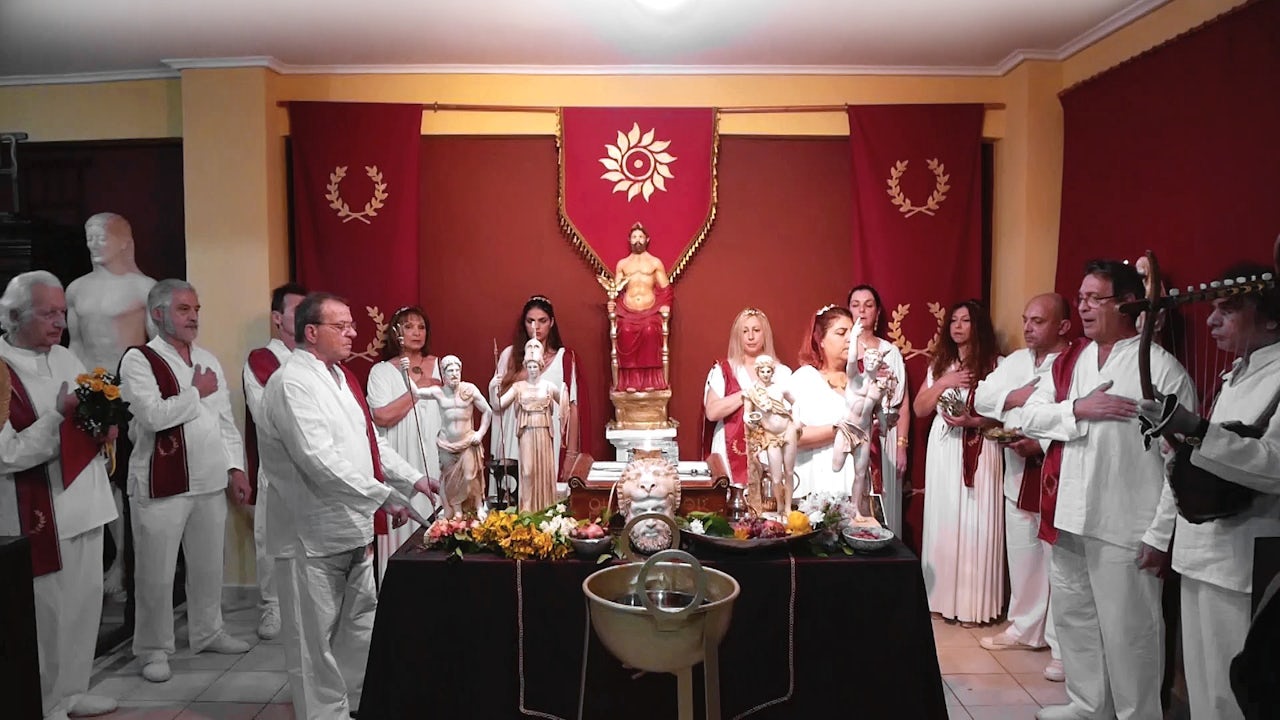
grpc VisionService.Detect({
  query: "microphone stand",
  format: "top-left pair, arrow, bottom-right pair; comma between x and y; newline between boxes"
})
489,338 -> 514,510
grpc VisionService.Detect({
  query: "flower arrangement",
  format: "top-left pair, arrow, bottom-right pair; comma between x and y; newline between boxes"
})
424,503 -> 577,561
72,367 -> 132,472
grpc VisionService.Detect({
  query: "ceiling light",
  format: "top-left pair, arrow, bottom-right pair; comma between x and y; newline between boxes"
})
632,0 -> 694,13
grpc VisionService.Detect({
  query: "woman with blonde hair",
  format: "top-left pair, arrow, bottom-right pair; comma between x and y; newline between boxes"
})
703,307 -> 792,489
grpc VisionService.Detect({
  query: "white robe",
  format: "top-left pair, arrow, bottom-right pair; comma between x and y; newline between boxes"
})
788,365 -> 854,498
0,339 -> 116,717
488,345 -> 579,478
920,362 -> 1005,623
366,358 -> 442,581
242,337 -> 292,613
1174,340 -> 1280,720
702,360 -> 792,486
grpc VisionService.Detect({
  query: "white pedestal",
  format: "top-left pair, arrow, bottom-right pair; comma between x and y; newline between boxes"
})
605,427 -> 679,464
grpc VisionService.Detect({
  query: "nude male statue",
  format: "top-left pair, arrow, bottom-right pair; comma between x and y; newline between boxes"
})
416,355 -> 493,518
65,212 -> 156,600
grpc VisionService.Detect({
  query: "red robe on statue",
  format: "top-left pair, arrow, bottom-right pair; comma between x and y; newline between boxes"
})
614,284 -> 673,392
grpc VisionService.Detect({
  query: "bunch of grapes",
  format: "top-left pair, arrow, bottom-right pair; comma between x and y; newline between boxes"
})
732,517 -> 789,539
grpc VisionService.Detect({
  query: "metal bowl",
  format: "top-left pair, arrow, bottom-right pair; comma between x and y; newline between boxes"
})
570,535 -> 613,559
841,525 -> 895,552
682,529 -> 820,553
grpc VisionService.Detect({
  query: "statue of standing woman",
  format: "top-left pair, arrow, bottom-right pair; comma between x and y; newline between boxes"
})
497,340 -> 566,512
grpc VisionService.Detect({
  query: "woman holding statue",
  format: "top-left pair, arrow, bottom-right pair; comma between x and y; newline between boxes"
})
789,305 -> 858,499
702,307 -> 792,491
847,284 -> 913,534
489,296 -> 590,503
367,305 -> 441,579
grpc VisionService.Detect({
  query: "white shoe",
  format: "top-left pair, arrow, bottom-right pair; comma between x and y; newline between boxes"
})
1043,658 -> 1065,682
257,606 -> 281,640
141,659 -> 172,683
68,694 -> 118,717
201,631 -> 251,654
979,629 -> 1044,651
1036,703 -> 1088,720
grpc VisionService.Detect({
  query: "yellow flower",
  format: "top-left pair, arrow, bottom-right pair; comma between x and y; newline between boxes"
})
92,367 -> 108,377
76,373 -> 92,386
89,379 -> 104,392
103,385 -> 121,401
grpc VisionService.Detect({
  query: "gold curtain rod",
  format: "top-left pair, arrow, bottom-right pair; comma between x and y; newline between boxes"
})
275,101 -> 1006,113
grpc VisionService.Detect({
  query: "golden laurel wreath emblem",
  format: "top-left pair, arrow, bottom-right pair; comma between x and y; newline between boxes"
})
887,301 -> 948,360
346,306 -> 389,364
886,158 -> 950,218
326,166 -> 388,225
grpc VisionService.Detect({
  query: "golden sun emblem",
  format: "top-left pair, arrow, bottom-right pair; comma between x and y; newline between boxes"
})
599,123 -> 676,202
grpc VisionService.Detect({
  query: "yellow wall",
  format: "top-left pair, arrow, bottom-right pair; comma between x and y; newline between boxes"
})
0,0 -> 1238,585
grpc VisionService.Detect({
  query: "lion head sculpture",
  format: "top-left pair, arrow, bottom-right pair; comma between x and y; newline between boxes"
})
616,453 -> 681,554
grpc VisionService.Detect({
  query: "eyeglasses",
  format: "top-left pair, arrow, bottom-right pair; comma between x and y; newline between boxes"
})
1076,293 -> 1117,308
313,321 -> 357,333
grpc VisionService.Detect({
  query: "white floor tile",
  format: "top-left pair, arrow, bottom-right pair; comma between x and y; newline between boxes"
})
197,671 -> 289,703
944,674 -> 1038,707
123,671 -> 224,702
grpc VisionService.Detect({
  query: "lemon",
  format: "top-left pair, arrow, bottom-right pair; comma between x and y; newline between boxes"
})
786,510 -> 811,534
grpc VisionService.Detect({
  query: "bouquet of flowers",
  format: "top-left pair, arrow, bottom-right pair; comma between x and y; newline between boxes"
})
73,367 -> 132,472
424,503 -> 574,561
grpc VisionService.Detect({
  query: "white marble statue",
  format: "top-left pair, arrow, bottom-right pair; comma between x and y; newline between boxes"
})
65,212 -> 156,601
743,354 -> 801,513
415,355 -> 492,518
832,318 -> 893,525
496,340 -> 567,513
615,454 -> 682,554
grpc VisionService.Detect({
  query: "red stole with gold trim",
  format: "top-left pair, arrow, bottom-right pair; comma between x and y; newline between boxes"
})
128,346 -> 191,499
700,360 -> 747,484
1037,338 -> 1089,544
6,363 -> 61,576
337,364 -> 390,535
243,348 -> 283,505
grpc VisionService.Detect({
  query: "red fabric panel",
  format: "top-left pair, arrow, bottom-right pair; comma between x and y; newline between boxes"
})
1057,0 -> 1280,403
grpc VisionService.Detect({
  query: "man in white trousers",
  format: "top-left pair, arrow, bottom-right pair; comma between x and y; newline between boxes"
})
258,291 -> 436,719
119,279 -> 253,683
974,293 -> 1069,682
0,271 -> 119,719
241,282 -> 307,640
1019,260 -> 1196,720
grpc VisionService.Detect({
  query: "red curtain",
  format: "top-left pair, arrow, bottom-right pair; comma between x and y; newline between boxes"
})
290,102 -> 423,383
847,104 -> 987,549
1057,0 -> 1280,406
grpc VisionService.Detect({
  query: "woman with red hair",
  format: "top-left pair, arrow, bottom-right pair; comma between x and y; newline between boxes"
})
788,305 -> 858,500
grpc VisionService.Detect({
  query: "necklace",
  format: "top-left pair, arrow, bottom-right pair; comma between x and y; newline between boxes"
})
823,369 -> 847,392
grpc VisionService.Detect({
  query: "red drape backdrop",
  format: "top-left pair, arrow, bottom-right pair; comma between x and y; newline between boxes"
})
290,102 -> 424,384
847,104 -> 987,550
1056,0 -> 1280,409
418,136 -> 854,465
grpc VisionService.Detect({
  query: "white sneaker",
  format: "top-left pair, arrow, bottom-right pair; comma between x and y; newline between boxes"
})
1036,703 -> 1087,720
257,606 -> 281,640
979,629 -> 1044,651
141,658 -> 172,683
68,694 -> 118,717
201,631 -> 251,654
1043,658 -> 1066,682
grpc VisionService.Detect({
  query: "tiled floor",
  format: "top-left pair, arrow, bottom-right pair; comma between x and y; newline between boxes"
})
86,605 -> 1064,719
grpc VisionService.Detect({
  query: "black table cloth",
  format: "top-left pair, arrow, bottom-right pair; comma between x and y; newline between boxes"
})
360,533 -> 947,719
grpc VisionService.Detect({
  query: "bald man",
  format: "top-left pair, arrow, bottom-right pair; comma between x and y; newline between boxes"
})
973,293 -> 1071,681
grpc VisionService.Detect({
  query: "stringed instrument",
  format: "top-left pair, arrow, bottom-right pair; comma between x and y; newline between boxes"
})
1124,237 -> 1279,523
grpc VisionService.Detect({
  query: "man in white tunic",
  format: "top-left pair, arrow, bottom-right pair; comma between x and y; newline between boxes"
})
0,272 -> 119,719
1019,261 -> 1196,720
241,282 -> 306,640
119,279 -> 253,683
973,293 -> 1069,681
258,292 -> 436,719
1137,265 -> 1280,720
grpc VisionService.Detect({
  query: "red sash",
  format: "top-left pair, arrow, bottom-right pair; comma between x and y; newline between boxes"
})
243,347 -> 283,505
1037,338 -> 1089,544
859,358 -> 885,495
337,364 -> 389,535
127,346 -> 191,499
961,388 -> 982,488
6,364 -> 63,576
702,360 -> 748,485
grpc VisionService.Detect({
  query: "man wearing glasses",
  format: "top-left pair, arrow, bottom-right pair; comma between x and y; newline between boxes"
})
1018,260 -> 1196,720
257,291 -> 436,719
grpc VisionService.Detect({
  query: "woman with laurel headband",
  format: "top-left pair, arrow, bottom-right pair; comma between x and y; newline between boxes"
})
914,299 -> 1004,626
488,296 -> 589,505
702,307 -> 792,494
367,305 -> 441,582
789,305 -> 858,499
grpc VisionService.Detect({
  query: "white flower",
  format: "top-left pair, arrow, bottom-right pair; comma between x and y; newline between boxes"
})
807,510 -> 825,526
555,503 -> 567,515
689,519 -> 706,535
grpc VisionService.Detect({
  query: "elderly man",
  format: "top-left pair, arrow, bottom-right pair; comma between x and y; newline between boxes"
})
1018,261 -> 1196,720
258,291 -> 436,719
119,279 -> 252,683
973,293 -> 1071,681
242,282 -> 307,641
0,271 -> 119,719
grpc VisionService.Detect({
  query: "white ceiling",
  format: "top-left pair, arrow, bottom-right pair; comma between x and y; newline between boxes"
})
0,0 -> 1166,83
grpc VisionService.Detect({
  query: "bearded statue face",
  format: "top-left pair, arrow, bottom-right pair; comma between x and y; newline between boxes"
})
616,455 -> 681,554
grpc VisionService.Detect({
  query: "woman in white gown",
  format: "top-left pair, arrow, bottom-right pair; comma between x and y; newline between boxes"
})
914,300 -> 1004,624
703,307 -> 792,492
789,305 -> 858,500
367,306 -> 441,583
489,296 -> 587,506
847,284 -> 913,534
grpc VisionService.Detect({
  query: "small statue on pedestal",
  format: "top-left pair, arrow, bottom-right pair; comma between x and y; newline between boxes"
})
833,322 -> 894,526
742,355 -> 801,513
615,452 -> 682,554
497,340 -> 566,513
416,355 -> 491,517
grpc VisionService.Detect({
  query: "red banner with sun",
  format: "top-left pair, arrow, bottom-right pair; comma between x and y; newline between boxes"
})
559,107 -> 718,282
